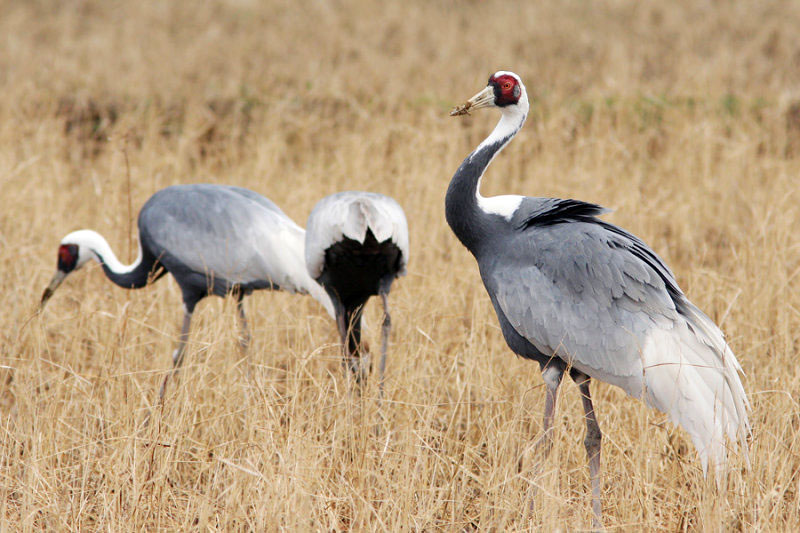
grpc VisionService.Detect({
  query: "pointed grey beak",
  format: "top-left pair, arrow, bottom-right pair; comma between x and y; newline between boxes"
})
40,271 -> 67,310
450,85 -> 495,116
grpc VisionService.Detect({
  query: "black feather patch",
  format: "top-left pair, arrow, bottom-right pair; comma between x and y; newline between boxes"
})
516,199 -> 608,229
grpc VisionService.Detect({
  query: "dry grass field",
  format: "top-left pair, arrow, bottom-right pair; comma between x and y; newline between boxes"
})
2,0 -> 800,530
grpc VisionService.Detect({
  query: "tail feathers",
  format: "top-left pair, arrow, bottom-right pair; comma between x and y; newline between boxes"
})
682,304 -> 751,454
640,321 -> 750,476
342,200 -> 394,244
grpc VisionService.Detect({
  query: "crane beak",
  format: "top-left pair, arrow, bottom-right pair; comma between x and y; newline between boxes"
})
40,271 -> 67,310
450,86 -> 495,116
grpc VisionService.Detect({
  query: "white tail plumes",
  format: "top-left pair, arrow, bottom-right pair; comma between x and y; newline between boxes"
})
305,191 -> 409,280
637,304 -> 750,475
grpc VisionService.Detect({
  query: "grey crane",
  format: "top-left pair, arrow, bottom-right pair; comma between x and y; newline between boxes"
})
40,183 -> 334,398
305,191 -> 409,387
446,72 -> 749,526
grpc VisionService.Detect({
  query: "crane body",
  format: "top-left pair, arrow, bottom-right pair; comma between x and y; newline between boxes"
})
41,183 -> 334,397
447,71 -> 749,526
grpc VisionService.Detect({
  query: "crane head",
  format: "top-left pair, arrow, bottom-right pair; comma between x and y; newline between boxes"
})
450,71 -> 525,116
40,238 -> 92,309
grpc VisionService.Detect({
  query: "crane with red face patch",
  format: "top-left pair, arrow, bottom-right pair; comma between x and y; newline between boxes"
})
40,184 -> 334,399
446,71 -> 750,527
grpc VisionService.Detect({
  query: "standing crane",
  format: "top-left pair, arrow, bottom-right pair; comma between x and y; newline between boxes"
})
446,71 -> 749,526
40,183 -> 334,398
305,191 -> 408,387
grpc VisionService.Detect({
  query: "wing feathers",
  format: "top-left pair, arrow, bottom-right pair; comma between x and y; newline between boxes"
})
516,198 -> 609,229
487,212 -> 749,474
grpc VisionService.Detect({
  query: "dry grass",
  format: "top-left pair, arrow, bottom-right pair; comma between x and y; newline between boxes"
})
2,0 -> 800,530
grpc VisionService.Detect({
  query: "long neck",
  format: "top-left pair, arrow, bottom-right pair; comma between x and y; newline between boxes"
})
277,224 -> 337,319
305,277 -> 336,319
86,233 -> 158,289
445,111 -> 526,251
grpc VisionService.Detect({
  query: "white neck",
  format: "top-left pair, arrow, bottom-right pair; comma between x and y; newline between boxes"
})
274,225 -> 337,319
65,229 -> 143,274
473,103 -> 529,219
306,278 -> 336,319
474,105 -> 528,154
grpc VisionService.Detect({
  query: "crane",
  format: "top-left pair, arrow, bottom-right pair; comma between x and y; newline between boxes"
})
305,191 -> 408,388
40,183 -> 334,398
446,71 -> 749,526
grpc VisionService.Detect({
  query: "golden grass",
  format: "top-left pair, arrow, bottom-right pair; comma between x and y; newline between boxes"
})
2,0 -> 800,529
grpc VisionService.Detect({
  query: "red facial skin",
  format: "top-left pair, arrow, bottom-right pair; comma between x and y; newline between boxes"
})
57,244 -> 78,272
488,74 -> 521,107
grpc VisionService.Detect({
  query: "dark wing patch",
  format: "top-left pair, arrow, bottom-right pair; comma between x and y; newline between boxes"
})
516,199 -> 609,229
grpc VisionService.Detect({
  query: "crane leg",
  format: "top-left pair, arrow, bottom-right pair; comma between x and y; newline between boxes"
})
332,298 -> 349,363
334,299 -> 368,382
235,295 -> 256,392
571,369 -> 603,529
236,296 -> 251,354
377,276 -> 394,395
159,307 -> 193,400
522,362 -> 565,519
333,298 -> 360,381
344,306 -> 367,382
520,362 -> 564,473
535,362 -> 565,457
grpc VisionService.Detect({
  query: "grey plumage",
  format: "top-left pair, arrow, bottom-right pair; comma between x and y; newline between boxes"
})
140,184 -> 332,305
446,71 -> 749,527
486,202 -> 747,439
41,183 -> 333,398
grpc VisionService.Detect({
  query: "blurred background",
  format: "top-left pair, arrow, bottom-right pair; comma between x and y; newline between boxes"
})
1,0 -> 799,529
